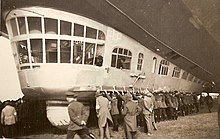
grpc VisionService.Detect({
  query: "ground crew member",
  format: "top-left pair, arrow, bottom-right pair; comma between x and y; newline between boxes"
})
171,94 -> 179,120
161,93 -> 168,121
155,92 -> 163,122
1,101 -> 17,138
95,89 -> 113,139
193,94 -> 199,113
178,93 -> 185,116
122,93 -> 141,139
105,91 -> 120,132
143,90 -> 154,136
133,92 -> 145,128
205,93 -> 214,113
182,93 -> 188,115
165,93 -> 174,120
148,91 -> 157,130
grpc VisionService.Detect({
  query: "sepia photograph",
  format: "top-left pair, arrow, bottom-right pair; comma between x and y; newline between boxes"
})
0,0 -> 219,138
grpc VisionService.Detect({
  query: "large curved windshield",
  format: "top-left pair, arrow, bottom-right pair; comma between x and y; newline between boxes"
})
8,16 -> 106,69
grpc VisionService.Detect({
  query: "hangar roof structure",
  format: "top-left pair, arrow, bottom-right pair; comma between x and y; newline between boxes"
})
1,0 -> 220,92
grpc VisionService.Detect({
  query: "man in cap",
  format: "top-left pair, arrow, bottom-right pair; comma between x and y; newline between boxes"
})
66,91 -> 95,139
121,93 -> 141,139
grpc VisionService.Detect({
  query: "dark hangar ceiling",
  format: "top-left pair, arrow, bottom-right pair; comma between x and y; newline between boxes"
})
1,0 -> 220,92
100,0 -> 220,91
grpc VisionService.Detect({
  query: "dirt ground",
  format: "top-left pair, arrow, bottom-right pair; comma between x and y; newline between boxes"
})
21,110 -> 219,139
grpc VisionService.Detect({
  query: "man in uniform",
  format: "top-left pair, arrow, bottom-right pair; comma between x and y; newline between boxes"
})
165,93 -> 174,120
66,92 -> 95,139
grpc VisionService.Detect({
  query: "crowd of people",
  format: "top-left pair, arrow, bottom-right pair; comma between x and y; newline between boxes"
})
0,89 -> 215,138
67,89 -> 215,139
0,99 -> 49,138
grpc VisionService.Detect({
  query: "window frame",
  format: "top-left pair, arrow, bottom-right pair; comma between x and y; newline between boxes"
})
8,16 -> 107,69
152,57 -> 157,73
172,67 -> 181,78
181,71 -> 189,80
111,47 -> 132,70
44,18 -> 58,34
27,17 -> 42,34
187,74 -> 194,81
137,53 -> 144,71
10,18 -> 19,36
158,59 -> 169,75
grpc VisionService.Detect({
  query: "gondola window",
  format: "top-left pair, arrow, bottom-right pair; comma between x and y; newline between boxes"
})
30,39 -> 43,63
27,17 -> 42,34
111,48 -> 132,70
158,59 -> 169,75
137,53 -> 144,70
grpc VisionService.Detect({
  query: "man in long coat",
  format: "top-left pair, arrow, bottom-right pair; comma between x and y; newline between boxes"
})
165,93 -> 174,120
66,92 -> 94,139
143,91 -> 154,136
150,92 -> 157,130
122,93 -> 141,139
96,90 -> 113,139
105,91 -> 120,131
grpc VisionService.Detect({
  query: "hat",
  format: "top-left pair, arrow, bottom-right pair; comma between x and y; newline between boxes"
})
95,89 -> 103,97
124,93 -> 132,101
143,89 -> 152,96
112,93 -> 117,97
66,91 -> 78,98
143,90 -> 153,97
